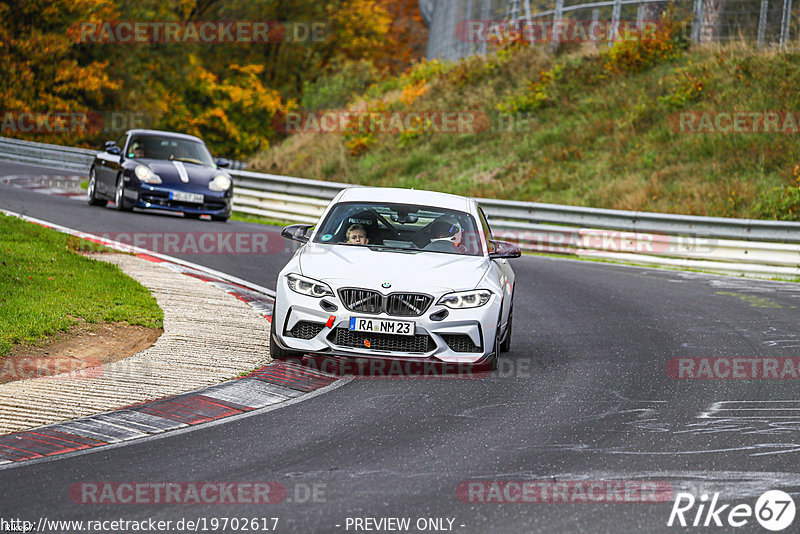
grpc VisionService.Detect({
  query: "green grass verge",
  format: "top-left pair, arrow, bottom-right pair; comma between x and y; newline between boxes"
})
231,212 -> 289,227
0,213 -> 163,357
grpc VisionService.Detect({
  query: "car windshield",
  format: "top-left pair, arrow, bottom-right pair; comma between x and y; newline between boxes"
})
127,135 -> 214,167
313,202 -> 483,256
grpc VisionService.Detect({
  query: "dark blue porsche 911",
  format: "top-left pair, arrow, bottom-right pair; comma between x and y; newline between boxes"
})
88,129 -> 233,221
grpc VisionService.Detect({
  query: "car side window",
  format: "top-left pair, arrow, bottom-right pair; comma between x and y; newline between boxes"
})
477,207 -> 495,254
117,133 -> 129,155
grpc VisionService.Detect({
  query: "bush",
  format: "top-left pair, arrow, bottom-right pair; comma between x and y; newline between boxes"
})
301,61 -> 381,111
497,64 -> 563,113
603,7 -> 691,74
755,166 -> 800,220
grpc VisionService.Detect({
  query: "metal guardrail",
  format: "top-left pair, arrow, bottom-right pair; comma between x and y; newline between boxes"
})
424,0 -> 799,61
0,135 -> 798,279
0,136 -> 95,173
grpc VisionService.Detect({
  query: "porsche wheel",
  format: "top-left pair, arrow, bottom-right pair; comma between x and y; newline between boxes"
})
114,176 -> 132,212
87,167 -> 107,207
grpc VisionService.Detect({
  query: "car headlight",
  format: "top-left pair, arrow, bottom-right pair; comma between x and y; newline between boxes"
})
437,289 -> 492,309
134,165 -> 161,184
209,175 -> 231,191
286,273 -> 333,298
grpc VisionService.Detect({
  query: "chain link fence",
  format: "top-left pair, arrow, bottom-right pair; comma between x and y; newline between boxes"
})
421,0 -> 799,60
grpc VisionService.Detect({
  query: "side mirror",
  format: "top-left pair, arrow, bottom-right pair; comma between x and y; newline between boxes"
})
106,146 -> 121,155
215,158 -> 230,168
488,240 -> 521,259
281,224 -> 313,243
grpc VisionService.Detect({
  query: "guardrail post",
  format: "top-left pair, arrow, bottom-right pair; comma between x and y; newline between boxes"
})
552,0 -> 565,50
523,0 -> 533,47
780,0 -> 793,46
480,0 -> 492,55
691,0 -> 705,42
609,0 -> 622,45
636,3 -> 645,28
465,0 -> 475,58
758,0 -> 769,47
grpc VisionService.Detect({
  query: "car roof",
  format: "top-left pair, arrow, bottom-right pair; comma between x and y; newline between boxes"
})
125,129 -> 205,143
336,187 -> 472,213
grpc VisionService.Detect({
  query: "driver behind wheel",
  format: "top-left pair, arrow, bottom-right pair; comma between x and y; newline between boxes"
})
129,141 -> 145,158
424,220 -> 465,253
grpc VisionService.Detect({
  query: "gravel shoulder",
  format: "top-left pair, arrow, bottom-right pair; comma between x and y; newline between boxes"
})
0,253 -> 271,435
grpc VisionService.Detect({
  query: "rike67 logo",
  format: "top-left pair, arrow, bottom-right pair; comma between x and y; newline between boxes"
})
667,490 -> 796,531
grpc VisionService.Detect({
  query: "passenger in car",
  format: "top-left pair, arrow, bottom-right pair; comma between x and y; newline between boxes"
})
346,224 -> 370,245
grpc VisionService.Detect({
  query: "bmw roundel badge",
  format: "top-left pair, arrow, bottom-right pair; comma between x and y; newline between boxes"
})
381,282 -> 391,289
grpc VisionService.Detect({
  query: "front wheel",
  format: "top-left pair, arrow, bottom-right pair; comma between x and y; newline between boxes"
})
500,305 -> 513,353
269,323 -> 303,362
87,167 -> 107,207
114,176 -> 132,212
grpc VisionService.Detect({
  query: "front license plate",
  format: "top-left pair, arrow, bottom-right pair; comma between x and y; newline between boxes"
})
349,317 -> 415,336
170,191 -> 204,204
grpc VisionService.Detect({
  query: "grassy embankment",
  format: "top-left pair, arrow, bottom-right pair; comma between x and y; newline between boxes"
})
0,213 -> 163,357
250,20 -> 800,221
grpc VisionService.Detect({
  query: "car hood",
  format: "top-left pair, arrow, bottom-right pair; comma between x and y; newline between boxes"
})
135,159 -> 223,188
298,243 -> 490,293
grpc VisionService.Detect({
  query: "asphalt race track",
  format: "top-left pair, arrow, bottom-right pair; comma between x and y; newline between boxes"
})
2,161 -> 800,533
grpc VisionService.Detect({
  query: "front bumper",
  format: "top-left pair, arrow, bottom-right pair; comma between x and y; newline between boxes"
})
127,183 -> 232,216
273,285 -> 500,365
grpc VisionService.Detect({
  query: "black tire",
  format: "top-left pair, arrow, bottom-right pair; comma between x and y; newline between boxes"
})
500,305 -> 513,353
477,313 -> 501,372
87,167 -> 107,207
269,322 -> 303,361
489,326 -> 500,370
114,175 -> 132,212
211,215 -> 229,222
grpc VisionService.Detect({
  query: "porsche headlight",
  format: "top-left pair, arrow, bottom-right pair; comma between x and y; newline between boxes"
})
209,175 -> 232,191
134,165 -> 161,184
437,290 -> 492,309
286,273 -> 333,298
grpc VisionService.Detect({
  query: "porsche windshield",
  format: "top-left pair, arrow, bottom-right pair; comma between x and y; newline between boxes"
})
127,135 -> 214,166
313,202 -> 483,256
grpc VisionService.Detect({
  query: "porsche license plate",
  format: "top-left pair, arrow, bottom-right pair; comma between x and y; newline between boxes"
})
170,191 -> 204,204
349,317 -> 414,336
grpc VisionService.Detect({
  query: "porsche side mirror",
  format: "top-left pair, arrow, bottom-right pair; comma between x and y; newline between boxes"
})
215,158 -> 230,168
281,224 -> 313,243
488,240 -> 521,259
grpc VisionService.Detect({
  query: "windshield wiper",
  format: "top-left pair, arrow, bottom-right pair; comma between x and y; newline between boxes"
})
367,245 -> 422,254
172,157 -> 206,165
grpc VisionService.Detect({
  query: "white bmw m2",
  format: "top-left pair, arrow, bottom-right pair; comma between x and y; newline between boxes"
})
271,187 -> 520,370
